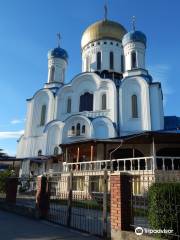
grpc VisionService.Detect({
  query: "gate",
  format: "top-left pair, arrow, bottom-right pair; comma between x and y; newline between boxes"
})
46,171 -> 109,238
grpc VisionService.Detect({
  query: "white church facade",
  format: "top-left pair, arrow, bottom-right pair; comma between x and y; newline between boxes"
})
17,16 -> 180,178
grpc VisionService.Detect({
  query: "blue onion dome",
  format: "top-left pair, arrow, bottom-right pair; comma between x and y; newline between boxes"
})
122,30 -> 147,47
48,47 -> 68,61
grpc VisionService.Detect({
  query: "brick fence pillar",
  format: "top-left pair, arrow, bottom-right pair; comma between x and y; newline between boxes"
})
110,173 -> 132,239
6,177 -> 18,204
36,175 -> 50,218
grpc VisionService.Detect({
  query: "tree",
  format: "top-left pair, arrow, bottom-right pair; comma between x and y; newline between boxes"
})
0,149 -> 7,158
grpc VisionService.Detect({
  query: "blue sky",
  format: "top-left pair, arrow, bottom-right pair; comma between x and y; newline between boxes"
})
0,0 -> 180,155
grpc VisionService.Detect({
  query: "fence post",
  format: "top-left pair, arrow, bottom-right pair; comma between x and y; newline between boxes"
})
36,175 -> 50,218
110,173 -> 132,240
67,171 -> 73,227
6,177 -> 18,204
103,170 -> 108,238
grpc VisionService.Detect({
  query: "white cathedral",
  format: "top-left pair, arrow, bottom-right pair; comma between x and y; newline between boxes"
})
17,16 -> 164,160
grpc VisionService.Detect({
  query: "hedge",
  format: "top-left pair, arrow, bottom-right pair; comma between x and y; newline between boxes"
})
148,182 -> 180,238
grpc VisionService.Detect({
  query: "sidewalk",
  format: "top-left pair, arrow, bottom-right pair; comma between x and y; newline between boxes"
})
0,210 -> 100,240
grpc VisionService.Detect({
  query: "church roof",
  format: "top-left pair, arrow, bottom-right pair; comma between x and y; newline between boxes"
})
81,19 -> 127,49
122,30 -> 147,47
48,47 -> 68,61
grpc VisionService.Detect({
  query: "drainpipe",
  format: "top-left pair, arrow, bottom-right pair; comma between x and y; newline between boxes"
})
152,136 -> 156,172
109,140 -> 123,172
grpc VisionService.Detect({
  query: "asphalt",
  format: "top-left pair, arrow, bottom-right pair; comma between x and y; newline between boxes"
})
0,210 -> 100,240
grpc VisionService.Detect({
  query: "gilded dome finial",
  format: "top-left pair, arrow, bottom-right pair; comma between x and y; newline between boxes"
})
104,1 -> 108,20
132,16 -> 136,31
57,32 -> 61,48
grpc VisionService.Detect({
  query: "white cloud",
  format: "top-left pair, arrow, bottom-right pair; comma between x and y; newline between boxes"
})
11,119 -> 22,124
10,118 -> 25,125
0,130 -> 24,139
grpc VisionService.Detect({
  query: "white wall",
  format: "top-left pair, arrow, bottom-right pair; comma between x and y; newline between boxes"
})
48,57 -> 67,83
123,42 -> 145,71
150,84 -> 164,130
82,40 -> 123,73
119,76 -> 151,135
55,73 -> 117,123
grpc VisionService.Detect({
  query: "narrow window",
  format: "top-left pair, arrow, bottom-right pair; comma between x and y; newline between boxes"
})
54,146 -> 59,156
102,94 -> 107,110
97,52 -> 101,70
49,66 -> 55,82
121,55 -> 124,72
38,150 -> 42,156
86,56 -> 89,71
67,98 -> 71,113
40,105 -> 46,126
132,95 -> 138,118
79,92 -> 93,112
82,125 -> 86,134
71,126 -> 75,135
110,52 -> 114,70
131,51 -> 137,69
76,123 -> 80,136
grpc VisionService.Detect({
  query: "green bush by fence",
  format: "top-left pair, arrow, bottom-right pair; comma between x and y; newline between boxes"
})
148,182 -> 180,238
0,170 -> 14,193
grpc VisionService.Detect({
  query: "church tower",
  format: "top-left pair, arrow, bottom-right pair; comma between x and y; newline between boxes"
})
81,8 -> 127,77
46,34 -> 68,87
122,18 -> 146,71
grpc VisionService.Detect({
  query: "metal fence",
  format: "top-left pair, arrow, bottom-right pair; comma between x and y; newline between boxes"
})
46,171 -> 110,237
131,172 -> 180,239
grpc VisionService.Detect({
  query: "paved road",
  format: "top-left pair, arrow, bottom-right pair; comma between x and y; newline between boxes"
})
0,210 -> 100,240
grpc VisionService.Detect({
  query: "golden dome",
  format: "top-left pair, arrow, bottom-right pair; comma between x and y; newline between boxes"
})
81,19 -> 127,49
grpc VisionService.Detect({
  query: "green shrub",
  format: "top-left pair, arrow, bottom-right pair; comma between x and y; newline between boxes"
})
0,169 -> 13,193
148,182 -> 180,238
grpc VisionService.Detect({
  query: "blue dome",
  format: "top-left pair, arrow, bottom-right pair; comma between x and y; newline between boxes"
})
48,47 -> 68,61
122,30 -> 147,47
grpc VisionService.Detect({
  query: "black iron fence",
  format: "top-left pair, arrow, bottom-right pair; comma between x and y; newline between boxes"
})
46,171 -> 110,237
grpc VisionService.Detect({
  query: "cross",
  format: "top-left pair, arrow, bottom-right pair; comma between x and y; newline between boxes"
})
57,32 -> 61,48
132,16 -> 136,31
104,2 -> 108,20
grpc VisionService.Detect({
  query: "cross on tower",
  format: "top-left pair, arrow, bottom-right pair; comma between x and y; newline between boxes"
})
104,2 -> 108,20
132,16 -> 136,31
57,33 -> 61,48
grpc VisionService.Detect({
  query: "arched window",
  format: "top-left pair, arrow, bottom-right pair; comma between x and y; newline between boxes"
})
82,125 -> 86,134
38,150 -> 42,156
67,98 -> 71,113
76,123 -> 80,136
132,95 -> 138,118
40,105 -> 46,126
102,94 -> 107,110
79,92 -> 93,112
54,146 -> 59,156
121,55 -> 124,72
97,52 -> 101,70
49,66 -> 55,82
71,126 -> 75,135
110,52 -> 114,70
131,51 -> 137,69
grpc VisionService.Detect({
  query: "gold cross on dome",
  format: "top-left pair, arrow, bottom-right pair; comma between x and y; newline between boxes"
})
104,2 -> 108,20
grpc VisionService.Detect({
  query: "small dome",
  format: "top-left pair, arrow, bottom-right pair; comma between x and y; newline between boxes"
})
81,19 -> 127,49
48,47 -> 68,61
122,30 -> 147,47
